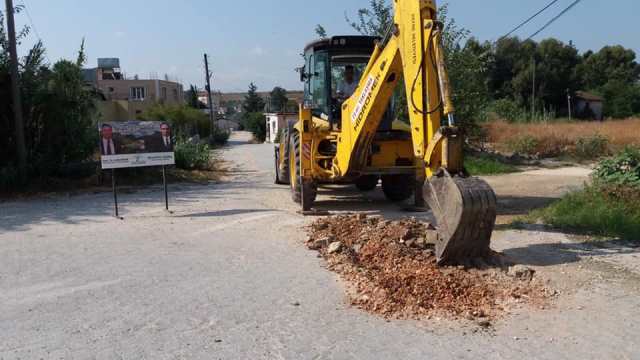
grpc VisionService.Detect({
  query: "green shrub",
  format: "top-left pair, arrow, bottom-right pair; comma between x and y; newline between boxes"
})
489,99 -> 528,123
242,112 -> 266,142
465,155 -> 518,176
574,134 -> 609,160
532,186 -> 640,241
507,135 -> 539,155
593,147 -> 640,188
210,128 -> 231,146
174,141 -> 211,170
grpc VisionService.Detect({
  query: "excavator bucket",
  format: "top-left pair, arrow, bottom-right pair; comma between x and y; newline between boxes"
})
423,171 -> 497,265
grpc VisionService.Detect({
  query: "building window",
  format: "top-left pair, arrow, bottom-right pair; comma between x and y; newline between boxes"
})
130,87 -> 146,101
161,87 -> 167,100
173,89 -> 178,101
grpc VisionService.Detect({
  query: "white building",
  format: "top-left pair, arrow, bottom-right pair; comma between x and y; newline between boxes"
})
265,113 -> 298,143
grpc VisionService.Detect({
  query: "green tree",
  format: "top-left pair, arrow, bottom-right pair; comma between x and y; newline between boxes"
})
509,38 -> 582,114
242,82 -> 265,113
269,86 -> 288,112
578,46 -> 640,118
346,0 -> 393,37
243,112 -> 267,142
580,45 -> 640,90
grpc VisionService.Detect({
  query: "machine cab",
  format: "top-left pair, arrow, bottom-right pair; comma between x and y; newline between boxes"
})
301,36 -> 391,130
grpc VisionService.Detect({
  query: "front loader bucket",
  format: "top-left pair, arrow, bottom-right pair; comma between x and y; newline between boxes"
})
423,172 -> 497,265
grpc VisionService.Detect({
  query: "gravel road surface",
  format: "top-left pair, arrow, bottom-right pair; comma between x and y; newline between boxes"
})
1,132 -> 639,359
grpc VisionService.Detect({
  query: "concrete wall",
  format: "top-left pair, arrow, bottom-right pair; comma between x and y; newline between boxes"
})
265,113 -> 298,143
96,79 -> 184,121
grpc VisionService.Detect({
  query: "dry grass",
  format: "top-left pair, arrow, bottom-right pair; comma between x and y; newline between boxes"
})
484,118 -> 640,157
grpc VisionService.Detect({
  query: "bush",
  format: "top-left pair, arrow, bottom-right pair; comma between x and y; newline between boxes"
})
242,112 -> 266,142
465,154 -> 518,176
174,141 -> 211,170
574,134 -> 609,160
593,147 -> 640,188
489,99 -> 528,123
210,127 -> 231,146
533,186 -> 640,241
506,135 -> 539,155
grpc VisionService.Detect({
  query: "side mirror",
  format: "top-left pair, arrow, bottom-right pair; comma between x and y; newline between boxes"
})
298,66 -> 306,82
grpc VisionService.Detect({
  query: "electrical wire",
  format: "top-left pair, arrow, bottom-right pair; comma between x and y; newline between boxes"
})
19,0 -> 51,64
498,0 -> 561,41
527,0 -> 583,40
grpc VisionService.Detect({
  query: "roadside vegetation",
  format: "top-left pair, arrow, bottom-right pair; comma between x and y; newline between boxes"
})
465,154 -> 519,176
0,9 -> 227,196
522,147 -> 640,241
483,118 -> 640,160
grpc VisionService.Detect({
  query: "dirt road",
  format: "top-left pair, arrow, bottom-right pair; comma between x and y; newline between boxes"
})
1,132 -> 639,359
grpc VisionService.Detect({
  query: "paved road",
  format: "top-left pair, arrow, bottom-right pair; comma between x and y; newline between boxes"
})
1,132 -> 639,359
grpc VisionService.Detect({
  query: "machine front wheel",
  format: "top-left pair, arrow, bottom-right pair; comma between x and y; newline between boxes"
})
289,132 -> 317,208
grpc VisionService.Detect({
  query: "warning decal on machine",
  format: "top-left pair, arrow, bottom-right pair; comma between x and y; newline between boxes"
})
350,74 -> 379,131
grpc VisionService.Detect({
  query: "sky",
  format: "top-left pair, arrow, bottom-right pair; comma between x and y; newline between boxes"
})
11,0 -> 640,92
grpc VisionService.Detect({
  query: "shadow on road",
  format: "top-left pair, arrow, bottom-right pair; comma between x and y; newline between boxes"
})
497,195 -> 559,216
175,209 -> 276,218
503,238 -> 640,267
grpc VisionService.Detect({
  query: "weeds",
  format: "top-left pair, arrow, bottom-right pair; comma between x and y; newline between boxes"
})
574,134 -> 609,160
484,118 -> 640,159
528,186 -> 640,241
465,154 -> 518,176
522,148 -> 640,241
175,141 -> 212,170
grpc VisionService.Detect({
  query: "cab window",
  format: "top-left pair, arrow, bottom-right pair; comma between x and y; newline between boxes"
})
309,51 -> 329,119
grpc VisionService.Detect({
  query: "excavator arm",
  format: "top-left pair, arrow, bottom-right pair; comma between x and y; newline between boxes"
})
335,0 -> 497,264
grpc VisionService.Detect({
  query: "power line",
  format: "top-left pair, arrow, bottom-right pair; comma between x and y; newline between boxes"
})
527,0 -> 584,40
499,0 -> 561,41
18,0 -> 52,64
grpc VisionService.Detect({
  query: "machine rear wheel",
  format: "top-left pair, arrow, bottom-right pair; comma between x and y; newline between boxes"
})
289,132 -> 317,207
381,175 -> 414,202
355,175 -> 379,192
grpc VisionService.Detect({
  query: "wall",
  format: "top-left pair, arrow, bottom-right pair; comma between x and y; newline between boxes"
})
265,113 -> 298,143
96,79 -> 184,121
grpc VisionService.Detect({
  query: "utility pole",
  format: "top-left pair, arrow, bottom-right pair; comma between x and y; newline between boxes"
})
531,57 -> 536,120
5,0 -> 27,180
203,54 -> 215,143
567,89 -> 572,120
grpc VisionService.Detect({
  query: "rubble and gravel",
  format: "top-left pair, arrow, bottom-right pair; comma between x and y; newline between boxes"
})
307,214 -> 553,322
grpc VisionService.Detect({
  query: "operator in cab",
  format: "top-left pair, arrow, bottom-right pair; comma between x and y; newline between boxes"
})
337,65 -> 358,99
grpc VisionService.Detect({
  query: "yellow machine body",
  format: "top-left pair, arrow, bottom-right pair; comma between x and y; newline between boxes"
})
275,0 -> 497,264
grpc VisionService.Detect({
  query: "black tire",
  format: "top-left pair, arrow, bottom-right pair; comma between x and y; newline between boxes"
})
279,127 -> 291,185
274,148 -> 285,185
381,175 -> 415,202
355,175 -> 379,192
289,131 -> 317,207
275,146 -> 290,185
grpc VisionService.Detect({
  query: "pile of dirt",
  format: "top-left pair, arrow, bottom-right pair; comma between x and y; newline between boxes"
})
307,214 -> 552,322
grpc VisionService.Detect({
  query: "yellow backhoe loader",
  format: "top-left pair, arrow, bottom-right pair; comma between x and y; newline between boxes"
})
274,0 -> 497,265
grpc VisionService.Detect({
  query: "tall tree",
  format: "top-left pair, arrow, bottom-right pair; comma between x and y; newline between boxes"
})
346,0 -> 393,37
269,86 -> 288,112
242,82 -> 265,113
579,45 -> 640,90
